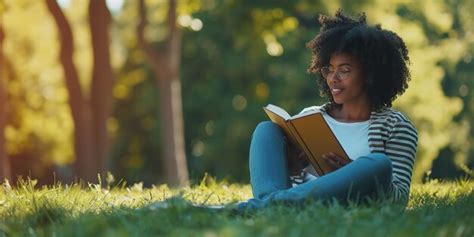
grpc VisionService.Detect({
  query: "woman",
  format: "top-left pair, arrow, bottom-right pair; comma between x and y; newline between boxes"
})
236,10 -> 418,211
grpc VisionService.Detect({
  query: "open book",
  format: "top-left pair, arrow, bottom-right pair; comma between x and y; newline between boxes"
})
263,104 -> 351,176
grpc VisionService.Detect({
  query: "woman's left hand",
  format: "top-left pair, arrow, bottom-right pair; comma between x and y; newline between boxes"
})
322,152 -> 351,171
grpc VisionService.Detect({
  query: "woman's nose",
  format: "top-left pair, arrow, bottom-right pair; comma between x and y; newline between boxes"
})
328,72 -> 340,83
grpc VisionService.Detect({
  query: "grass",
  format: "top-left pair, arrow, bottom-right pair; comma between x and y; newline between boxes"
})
0,176 -> 472,237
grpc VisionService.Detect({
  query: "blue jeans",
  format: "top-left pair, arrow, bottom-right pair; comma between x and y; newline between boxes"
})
237,121 -> 393,210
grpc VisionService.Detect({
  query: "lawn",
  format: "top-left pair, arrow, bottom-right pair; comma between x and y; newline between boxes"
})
0,176 -> 472,237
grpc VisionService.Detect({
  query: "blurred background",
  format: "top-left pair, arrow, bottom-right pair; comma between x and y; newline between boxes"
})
0,0 -> 473,187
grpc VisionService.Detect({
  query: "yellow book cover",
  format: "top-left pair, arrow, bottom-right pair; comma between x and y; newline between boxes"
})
263,104 -> 350,176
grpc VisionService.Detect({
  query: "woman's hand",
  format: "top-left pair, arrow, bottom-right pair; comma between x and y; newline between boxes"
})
322,152 -> 351,171
286,143 -> 309,175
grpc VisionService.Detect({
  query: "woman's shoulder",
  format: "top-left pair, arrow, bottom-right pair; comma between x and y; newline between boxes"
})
371,107 -> 418,133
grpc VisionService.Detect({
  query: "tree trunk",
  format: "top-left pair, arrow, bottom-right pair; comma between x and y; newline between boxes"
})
137,0 -> 189,186
157,74 -> 188,186
0,22 -> 11,181
46,0 -> 96,182
89,0 -> 114,175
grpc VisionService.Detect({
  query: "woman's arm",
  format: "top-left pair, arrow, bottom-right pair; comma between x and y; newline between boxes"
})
385,119 -> 418,204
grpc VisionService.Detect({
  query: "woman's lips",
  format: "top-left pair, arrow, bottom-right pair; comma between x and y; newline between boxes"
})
331,88 -> 343,95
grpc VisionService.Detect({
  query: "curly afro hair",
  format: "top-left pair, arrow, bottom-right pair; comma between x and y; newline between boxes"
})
306,9 -> 411,110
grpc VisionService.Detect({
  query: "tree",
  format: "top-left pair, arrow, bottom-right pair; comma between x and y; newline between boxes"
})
89,0 -> 115,173
0,18 -> 11,181
45,0 -> 95,182
137,0 -> 189,186
46,0 -> 115,182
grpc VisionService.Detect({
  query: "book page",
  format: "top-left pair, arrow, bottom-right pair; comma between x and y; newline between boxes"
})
264,104 -> 291,120
263,105 -> 299,146
290,108 -> 322,120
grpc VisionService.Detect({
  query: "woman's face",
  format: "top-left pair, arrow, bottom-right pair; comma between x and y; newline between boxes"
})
322,53 -> 368,107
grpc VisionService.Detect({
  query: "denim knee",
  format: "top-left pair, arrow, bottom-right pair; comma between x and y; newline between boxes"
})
370,153 -> 392,173
367,153 -> 393,189
253,121 -> 282,137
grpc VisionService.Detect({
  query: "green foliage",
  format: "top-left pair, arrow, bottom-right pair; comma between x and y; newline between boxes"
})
363,0 -> 471,181
434,0 -> 474,179
179,2 -> 325,182
0,179 -> 472,236
109,59 -> 163,185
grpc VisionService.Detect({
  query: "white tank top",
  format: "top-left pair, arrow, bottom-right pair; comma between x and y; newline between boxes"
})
322,113 -> 370,160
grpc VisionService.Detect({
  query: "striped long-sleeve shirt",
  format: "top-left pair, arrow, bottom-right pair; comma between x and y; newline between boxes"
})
292,103 -> 418,203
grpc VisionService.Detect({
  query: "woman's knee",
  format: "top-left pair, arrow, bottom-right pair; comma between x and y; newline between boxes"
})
369,153 -> 392,172
366,153 -> 393,185
357,153 -> 392,178
253,121 -> 282,137
255,121 -> 279,130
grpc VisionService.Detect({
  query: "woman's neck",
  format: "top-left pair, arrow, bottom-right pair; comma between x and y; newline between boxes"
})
330,102 -> 371,122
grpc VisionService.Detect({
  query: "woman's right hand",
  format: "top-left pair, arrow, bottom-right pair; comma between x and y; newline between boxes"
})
322,152 -> 351,171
